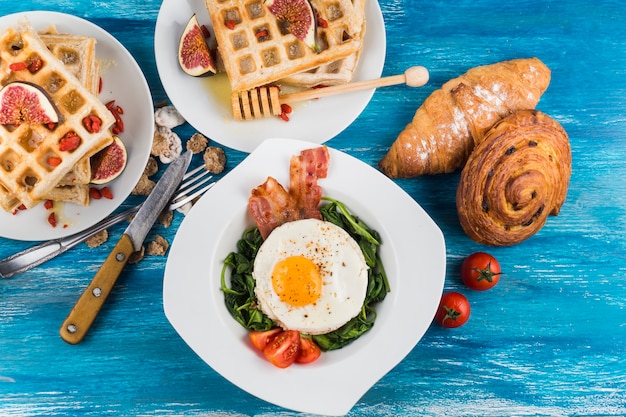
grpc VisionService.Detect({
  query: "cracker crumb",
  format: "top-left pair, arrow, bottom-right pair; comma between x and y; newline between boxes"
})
132,174 -> 156,196
85,230 -> 108,248
153,126 -> 182,163
158,210 -> 173,228
128,246 -> 145,264
203,146 -> 226,173
146,235 -> 169,256
144,156 -> 159,177
187,132 -> 209,154
151,129 -> 170,156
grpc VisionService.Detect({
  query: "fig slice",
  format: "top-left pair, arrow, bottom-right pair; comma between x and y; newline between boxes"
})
178,14 -> 217,77
265,0 -> 320,53
90,136 -> 127,184
0,81 -> 60,126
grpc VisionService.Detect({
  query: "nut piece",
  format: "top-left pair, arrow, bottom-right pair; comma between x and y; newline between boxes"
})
152,125 -> 182,164
146,235 -> 169,256
186,132 -> 208,154
203,146 -> 226,173
85,230 -> 108,248
158,210 -> 173,228
154,105 -> 186,129
132,174 -> 156,196
144,156 -> 159,177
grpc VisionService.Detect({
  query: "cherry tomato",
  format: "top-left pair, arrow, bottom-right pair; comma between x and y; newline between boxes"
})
434,292 -> 471,328
461,252 -> 502,291
296,335 -> 321,364
249,328 -> 282,351
263,330 -> 301,368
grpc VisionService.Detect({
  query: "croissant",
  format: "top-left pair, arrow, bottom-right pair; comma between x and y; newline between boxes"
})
379,58 -> 551,178
456,110 -> 571,246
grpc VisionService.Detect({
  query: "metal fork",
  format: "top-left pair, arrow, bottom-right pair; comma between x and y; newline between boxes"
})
0,165 -> 215,279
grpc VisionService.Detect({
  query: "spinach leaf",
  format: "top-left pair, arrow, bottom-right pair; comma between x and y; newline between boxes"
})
221,228 -> 275,331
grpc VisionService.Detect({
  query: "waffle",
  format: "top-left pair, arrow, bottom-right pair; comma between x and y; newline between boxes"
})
39,32 -> 100,97
0,18 -> 115,211
38,31 -> 104,206
279,41 -> 362,87
279,0 -> 366,87
206,0 -> 366,92
40,30 -> 106,202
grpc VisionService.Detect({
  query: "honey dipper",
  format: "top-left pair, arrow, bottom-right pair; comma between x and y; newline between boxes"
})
231,66 -> 430,121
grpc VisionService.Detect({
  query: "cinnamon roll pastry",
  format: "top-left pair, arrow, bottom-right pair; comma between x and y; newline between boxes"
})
456,110 -> 571,246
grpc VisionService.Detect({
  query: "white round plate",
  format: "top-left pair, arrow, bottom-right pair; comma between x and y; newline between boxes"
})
0,11 -> 153,241
154,0 -> 386,153
163,138 -> 446,416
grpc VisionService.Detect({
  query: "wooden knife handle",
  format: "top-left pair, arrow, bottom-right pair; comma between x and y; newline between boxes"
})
60,234 -> 135,344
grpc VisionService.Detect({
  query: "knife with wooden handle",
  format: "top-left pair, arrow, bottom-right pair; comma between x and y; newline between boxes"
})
59,151 -> 192,344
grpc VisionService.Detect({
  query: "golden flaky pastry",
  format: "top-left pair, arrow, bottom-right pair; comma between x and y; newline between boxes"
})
456,110 -> 571,246
379,58 -> 551,178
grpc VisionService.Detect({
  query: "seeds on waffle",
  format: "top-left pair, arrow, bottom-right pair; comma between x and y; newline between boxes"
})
0,18 -> 115,211
205,0 -> 366,92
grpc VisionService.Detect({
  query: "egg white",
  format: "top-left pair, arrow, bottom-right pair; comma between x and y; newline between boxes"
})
253,218 -> 369,335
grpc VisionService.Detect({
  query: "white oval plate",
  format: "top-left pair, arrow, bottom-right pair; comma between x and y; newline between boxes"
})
163,138 -> 446,416
0,11 -> 153,241
154,0 -> 386,153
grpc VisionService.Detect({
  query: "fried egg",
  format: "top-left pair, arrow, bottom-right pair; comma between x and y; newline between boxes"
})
253,218 -> 369,335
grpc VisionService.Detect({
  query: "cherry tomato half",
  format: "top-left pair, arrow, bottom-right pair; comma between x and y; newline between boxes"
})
461,252 -> 502,291
296,335 -> 321,364
249,328 -> 282,351
434,292 -> 471,328
263,329 -> 301,368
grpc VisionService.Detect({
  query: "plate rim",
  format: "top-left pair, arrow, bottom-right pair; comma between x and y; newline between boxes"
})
0,10 -> 154,241
163,138 -> 446,415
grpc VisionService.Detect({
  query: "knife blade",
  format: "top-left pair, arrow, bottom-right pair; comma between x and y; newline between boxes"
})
59,151 -> 192,344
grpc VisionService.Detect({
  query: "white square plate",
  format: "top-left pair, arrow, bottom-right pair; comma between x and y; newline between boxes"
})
163,138 -> 446,415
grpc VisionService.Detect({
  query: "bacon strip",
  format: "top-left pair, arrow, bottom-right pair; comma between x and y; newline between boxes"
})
248,176 -> 299,239
248,146 -> 330,239
289,146 -> 330,219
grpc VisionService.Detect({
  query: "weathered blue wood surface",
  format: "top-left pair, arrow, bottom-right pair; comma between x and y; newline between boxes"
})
1,0 -> 626,415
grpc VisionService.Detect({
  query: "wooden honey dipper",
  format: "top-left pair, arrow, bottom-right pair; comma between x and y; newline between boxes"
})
231,65 -> 429,121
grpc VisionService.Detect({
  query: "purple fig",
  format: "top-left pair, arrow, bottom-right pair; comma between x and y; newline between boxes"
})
0,81 -> 60,126
178,14 -> 217,77
265,0 -> 320,53
90,136 -> 127,184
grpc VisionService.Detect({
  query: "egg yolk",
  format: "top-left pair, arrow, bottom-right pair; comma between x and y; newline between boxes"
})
271,255 -> 322,307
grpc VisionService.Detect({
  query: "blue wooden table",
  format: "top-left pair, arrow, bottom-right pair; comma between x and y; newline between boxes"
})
2,0 -> 626,415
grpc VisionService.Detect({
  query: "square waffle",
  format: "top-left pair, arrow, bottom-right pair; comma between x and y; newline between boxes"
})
39,31 -> 100,97
0,18 -> 115,211
279,0 -> 366,87
206,0 -> 365,92
38,31 -> 105,206
40,30 -> 108,205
